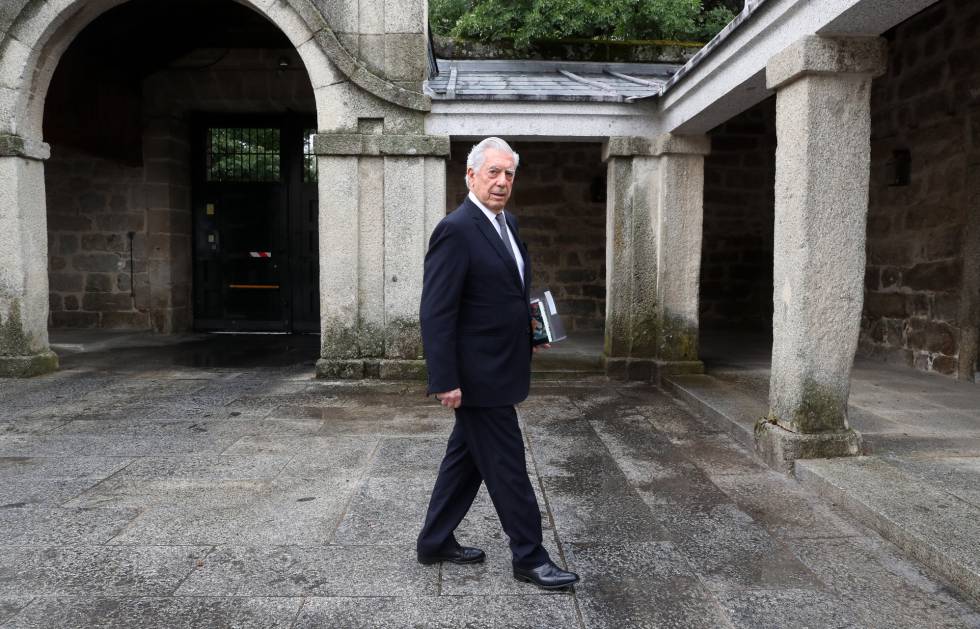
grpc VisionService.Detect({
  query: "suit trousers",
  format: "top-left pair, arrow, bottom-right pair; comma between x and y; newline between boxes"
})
417,405 -> 550,569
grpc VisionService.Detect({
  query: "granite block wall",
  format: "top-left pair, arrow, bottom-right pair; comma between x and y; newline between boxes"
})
861,0 -> 980,377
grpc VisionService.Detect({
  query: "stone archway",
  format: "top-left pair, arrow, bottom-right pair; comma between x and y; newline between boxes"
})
0,0 -> 449,377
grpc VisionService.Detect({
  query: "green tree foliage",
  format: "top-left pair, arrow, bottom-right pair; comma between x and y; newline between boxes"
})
429,0 -> 738,47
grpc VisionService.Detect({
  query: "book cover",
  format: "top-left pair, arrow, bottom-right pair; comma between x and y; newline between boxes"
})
530,289 -> 567,345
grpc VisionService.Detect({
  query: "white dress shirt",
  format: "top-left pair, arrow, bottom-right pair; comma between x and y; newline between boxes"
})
469,191 -> 525,286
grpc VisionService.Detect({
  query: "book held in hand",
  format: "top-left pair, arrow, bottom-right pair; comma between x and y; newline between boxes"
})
530,290 -> 567,346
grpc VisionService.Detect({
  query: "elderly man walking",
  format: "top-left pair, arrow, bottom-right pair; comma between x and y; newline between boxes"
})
415,137 -> 579,590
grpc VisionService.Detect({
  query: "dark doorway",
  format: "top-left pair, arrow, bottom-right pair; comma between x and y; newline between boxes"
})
192,116 -> 319,332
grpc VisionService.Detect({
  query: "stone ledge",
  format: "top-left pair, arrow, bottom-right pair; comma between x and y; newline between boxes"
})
754,420 -> 862,475
797,456 -> 980,607
766,35 -> 887,91
0,134 -> 51,161
653,359 -> 704,381
315,358 -> 365,379
312,134 -> 450,156
0,351 -> 59,377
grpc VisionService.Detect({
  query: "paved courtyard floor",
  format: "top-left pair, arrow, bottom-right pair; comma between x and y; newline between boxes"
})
0,334 -> 979,628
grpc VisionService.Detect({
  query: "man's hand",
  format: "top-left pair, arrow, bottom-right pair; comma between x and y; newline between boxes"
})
435,388 -> 462,409
532,343 -> 551,353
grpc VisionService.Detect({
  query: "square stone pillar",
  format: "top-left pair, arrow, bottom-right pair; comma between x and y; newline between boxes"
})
757,36 -> 887,471
313,133 -> 448,379
653,134 -> 710,376
601,134 -> 709,381
0,136 -> 58,377
602,138 -> 659,380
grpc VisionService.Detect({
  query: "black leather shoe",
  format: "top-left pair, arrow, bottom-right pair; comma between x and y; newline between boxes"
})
417,546 -> 486,565
513,561 -> 580,589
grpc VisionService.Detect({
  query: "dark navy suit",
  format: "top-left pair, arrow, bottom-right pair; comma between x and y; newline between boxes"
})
416,197 -> 550,569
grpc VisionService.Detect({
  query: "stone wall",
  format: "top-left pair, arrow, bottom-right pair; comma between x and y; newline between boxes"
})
860,0 -> 980,377
446,141 -> 607,332
46,146 -> 150,329
700,98 -> 776,331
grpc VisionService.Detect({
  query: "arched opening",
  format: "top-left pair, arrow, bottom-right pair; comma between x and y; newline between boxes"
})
42,0 -> 320,336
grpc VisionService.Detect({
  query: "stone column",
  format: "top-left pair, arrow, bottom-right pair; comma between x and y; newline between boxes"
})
602,138 -> 659,380
602,135 -> 709,381
757,36 -> 887,471
313,133 -> 449,379
653,133 -> 710,375
0,135 -> 58,377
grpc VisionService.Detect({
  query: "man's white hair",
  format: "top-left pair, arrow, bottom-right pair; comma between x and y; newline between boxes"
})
465,137 -> 519,187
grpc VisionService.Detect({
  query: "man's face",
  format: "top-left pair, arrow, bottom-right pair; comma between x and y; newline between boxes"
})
467,148 -> 516,212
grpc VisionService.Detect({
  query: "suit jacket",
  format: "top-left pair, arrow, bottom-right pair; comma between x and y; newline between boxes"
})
420,197 -> 533,407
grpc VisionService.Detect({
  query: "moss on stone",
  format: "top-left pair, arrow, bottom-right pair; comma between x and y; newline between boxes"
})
356,321 -> 385,358
0,300 -> 33,356
792,378 -> 848,433
382,318 -> 423,360
657,314 -> 698,362
320,324 -> 361,359
629,313 -> 659,357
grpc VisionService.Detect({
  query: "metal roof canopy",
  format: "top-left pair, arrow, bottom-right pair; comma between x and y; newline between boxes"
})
425,59 -> 678,103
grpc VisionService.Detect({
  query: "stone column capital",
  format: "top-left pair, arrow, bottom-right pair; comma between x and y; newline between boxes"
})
766,35 -> 887,91
652,133 -> 711,157
0,135 -> 51,161
602,133 -> 710,161
312,133 -> 450,157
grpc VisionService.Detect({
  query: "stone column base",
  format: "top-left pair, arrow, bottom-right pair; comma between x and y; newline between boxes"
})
0,351 -> 59,378
315,359 -> 365,380
378,359 -> 426,380
603,356 -> 655,381
316,358 -> 427,380
754,420 -> 862,474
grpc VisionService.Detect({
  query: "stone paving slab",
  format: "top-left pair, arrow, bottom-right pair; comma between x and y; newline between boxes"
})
0,546 -> 209,596
0,480 -> 105,507
293,595 -> 578,629
4,597 -> 300,629
0,597 -> 33,624
106,455 -> 292,482
564,541 -> 731,628
0,456 -> 132,481
714,588 -> 865,629
647,502 -> 821,591
64,478 -> 273,510
0,505 -> 140,546
277,438 -> 379,477
175,545 -> 438,597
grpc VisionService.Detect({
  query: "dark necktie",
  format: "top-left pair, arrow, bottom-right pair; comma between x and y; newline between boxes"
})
495,213 -> 517,263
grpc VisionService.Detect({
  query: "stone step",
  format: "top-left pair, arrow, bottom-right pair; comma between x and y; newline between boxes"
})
531,370 -> 606,381
796,456 -> 980,606
661,373 -> 768,452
